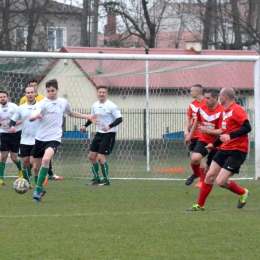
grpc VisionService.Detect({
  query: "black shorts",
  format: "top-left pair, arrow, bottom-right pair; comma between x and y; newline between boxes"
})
33,140 -> 60,158
188,139 -> 198,152
0,131 -> 21,153
213,149 -> 247,174
193,141 -> 218,166
90,132 -> 116,155
19,144 -> 35,158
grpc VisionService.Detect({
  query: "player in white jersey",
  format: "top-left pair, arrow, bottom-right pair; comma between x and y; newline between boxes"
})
10,86 -> 40,188
29,79 -> 98,202
80,86 -> 123,186
0,90 -> 23,185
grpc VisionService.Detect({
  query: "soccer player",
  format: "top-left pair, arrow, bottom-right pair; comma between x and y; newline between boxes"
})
184,84 -> 206,187
10,86 -> 40,187
184,89 -> 225,186
20,79 -> 62,181
80,86 -> 122,186
0,90 -> 23,185
187,87 -> 251,211
29,79 -> 98,202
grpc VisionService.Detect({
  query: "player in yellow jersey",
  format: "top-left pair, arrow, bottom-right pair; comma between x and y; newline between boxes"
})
19,79 -> 63,181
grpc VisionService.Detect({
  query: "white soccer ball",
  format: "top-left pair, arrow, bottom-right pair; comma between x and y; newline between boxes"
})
13,178 -> 30,194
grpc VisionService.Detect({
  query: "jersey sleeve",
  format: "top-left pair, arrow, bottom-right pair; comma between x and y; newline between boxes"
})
11,107 -> 21,122
111,104 -> 122,119
63,101 -> 73,116
187,105 -> 192,117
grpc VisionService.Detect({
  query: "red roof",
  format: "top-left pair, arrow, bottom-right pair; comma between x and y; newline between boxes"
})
59,46 -> 258,90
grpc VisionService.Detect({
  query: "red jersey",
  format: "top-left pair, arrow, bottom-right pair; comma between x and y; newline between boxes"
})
221,103 -> 249,153
187,98 -> 206,139
197,103 -> 225,144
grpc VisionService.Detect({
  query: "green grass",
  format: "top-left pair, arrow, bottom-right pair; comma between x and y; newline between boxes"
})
1,178 -> 260,259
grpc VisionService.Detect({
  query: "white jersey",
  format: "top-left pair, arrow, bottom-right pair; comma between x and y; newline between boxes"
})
31,97 -> 72,142
91,99 -> 122,133
11,102 -> 40,145
0,102 -> 22,133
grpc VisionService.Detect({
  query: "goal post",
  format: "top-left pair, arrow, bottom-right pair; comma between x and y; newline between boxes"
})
0,50 -> 259,180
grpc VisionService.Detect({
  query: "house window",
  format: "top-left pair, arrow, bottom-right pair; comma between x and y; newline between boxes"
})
47,27 -> 67,51
15,28 -> 28,50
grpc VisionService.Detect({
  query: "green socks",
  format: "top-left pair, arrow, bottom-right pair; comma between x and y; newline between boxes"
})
15,159 -> 22,171
101,162 -> 109,183
0,162 -> 6,180
22,168 -> 30,184
36,166 -> 49,192
92,163 -> 100,181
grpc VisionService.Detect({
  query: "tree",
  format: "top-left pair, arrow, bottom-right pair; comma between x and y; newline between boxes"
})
102,0 -> 171,48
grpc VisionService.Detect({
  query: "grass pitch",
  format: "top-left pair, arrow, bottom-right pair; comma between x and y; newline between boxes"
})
0,178 -> 260,259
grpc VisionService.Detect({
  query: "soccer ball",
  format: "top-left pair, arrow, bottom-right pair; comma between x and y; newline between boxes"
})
13,178 -> 30,194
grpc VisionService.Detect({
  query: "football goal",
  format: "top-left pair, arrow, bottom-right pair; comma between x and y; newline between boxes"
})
0,50 -> 259,180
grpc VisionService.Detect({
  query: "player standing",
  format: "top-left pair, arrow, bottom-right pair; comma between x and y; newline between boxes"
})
184,84 -> 206,187
10,86 -> 40,187
80,86 -> 122,186
187,87 -> 251,211
0,90 -> 23,185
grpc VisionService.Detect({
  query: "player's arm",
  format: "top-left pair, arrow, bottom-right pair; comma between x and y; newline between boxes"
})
184,119 -> 198,145
69,111 -> 98,125
220,120 -> 251,143
79,120 -> 92,132
184,116 -> 192,138
198,126 -> 222,136
102,117 -> 123,132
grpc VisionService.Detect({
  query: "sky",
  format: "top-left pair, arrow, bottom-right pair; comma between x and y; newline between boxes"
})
53,0 -> 83,7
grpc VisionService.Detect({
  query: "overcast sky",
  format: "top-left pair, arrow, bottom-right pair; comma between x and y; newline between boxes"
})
54,0 -> 83,7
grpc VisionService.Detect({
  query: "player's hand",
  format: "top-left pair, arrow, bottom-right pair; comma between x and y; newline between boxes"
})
9,126 -> 16,133
220,134 -> 230,143
198,124 -> 208,134
205,143 -> 214,153
79,126 -> 86,132
102,125 -> 110,132
184,135 -> 191,146
88,114 -> 99,125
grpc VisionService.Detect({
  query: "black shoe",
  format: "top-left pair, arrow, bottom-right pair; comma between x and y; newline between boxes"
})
40,188 -> 46,197
86,179 -> 102,186
185,174 -> 198,186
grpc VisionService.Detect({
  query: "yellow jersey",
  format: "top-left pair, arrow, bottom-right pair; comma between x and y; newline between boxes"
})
19,93 -> 45,105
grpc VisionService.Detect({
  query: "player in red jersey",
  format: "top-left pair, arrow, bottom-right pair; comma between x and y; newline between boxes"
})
185,89 -> 225,186
184,84 -> 207,187
187,87 -> 251,211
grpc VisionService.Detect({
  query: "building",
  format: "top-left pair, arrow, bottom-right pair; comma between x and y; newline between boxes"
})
36,46 -> 257,139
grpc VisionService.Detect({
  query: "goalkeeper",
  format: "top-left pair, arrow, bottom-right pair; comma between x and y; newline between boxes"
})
80,86 -> 122,186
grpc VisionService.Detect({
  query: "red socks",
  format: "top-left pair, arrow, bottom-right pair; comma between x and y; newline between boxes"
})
198,182 -> 213,207
190,163 -> 201,177
228,180 -> 246,195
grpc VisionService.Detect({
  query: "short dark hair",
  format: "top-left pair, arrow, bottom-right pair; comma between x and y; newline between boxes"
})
0,90 -> 8,97
97,86 -> 108,91
46,79 -> 58,89
28,78 -> 38,85
205,88 -> 219,98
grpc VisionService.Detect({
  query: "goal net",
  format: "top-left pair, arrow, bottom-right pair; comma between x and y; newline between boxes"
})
0,51 -> 259,180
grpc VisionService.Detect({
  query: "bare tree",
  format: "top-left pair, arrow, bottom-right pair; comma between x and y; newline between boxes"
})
102,0 -> 171,48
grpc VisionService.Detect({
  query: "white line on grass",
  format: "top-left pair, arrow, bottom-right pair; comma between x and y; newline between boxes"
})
0,208 -> 259,219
